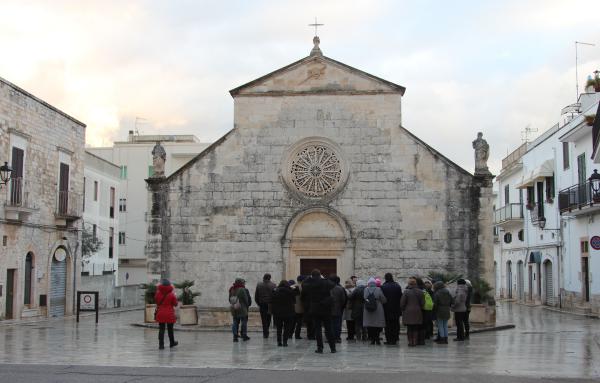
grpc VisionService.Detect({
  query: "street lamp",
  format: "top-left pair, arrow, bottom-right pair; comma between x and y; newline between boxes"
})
0,161 -> 12,187
590,169 -> 600,203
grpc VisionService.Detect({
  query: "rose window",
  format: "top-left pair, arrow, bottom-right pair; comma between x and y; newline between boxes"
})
290,145 -> 342,197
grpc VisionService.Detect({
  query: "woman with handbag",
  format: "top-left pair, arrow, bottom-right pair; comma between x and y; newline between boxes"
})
154,279 -> 179,350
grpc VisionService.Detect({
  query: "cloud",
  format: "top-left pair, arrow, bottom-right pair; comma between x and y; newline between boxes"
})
0,0 -> 599,173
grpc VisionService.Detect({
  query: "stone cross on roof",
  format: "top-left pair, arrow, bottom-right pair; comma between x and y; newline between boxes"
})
308,18 -> 324,56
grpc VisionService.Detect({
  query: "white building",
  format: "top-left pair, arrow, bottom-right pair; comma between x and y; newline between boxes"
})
80,151 -> 120,307
494,82 -> 600,315
88,133 -> 209,285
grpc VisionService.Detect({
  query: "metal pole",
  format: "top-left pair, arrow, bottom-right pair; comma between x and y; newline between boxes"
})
575,41 -> 596,101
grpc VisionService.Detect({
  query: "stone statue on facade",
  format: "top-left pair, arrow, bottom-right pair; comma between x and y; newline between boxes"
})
472,132 -> 491,175
151,141 -> 166,178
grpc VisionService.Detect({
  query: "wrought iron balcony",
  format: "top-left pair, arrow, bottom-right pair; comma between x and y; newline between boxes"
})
55,190 -> 82,222
559,180 -> 600,213
494,203 -> 524,225
529,202 -> 545,223
4,177 -> 35,221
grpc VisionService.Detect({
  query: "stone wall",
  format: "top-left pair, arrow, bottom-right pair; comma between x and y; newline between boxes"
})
79,275 -> 143,309
151,91 -> 487,307
0,77 -> 85,319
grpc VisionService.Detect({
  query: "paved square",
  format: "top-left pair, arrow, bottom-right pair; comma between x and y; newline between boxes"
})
0,303 -> 598,382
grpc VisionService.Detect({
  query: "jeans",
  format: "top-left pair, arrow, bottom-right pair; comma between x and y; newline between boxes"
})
331,315 -> 343,341
158,322 -> 175,346
313,314 -> 335,351
454,312 -> 467,340
258,303 -> 271,337
384,317 -> 400,343
274,315 -> 295,344
436,319 -> 448,338
232,316 -> 248,339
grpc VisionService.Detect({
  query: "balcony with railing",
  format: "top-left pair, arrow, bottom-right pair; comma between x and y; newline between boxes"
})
528,202 -> 546,225
55,190 -> 83,225
559,180 -> 600,215
4,177 -> 36,221
494,203 -> 524,225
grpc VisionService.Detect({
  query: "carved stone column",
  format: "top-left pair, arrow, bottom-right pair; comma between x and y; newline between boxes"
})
473,173 -> 495,292
145,176 -> 169,283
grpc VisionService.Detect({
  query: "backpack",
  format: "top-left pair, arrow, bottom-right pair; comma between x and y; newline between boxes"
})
229,294 -> 241,311
423,291 -> 434,311
364,290 -> 378,312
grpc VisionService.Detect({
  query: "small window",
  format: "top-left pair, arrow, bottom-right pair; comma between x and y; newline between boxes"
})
93,181 -> 98,201
504,184 -> 510,205
581,241 -> 589,254
109,187 -> 115,218
119,198 -> 127,212
562,142 -> 570,170
545,176 -> 555,201
504,232 -> 513,243
108,227 -> 114,259
518,230 -> 524,241
118,232 -> 126,245
2,235 -> 7,246
120,165 -> 128,179
148,165 -> 155,177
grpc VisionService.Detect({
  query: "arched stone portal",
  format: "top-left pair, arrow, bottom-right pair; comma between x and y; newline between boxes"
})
282,208 -> 355,280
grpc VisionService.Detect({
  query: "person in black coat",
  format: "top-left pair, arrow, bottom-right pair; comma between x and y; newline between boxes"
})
381,273 -> 403,345
271,280 -> 297,347
301,269 -> 336,353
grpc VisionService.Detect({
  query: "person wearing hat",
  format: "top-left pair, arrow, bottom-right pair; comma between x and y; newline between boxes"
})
362,277 -> 387,345
154,279 -> 179,350
229,277 -> 251,342
452,279 -> 469,341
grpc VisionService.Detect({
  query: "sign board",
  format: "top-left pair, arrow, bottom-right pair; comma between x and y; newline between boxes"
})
76,291 -> 99,323
591,236 -> 600,251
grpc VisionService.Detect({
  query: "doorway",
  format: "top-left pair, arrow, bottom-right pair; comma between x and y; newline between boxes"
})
50,254 -> 67,317
506,261 -> 513,299
300,258 -> 337,277
528,265 -> 533,302
582,257 -> 590,302
544,260 -> 554,305
517,261 -> 524,301
5,269 -> 16,319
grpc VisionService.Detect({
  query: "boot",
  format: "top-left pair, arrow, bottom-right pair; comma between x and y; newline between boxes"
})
329,342 -> 337,353
169,341 -> 178,348
443,337 -> 448,344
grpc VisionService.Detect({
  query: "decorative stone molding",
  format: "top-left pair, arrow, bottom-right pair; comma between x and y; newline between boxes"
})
281,137 -> 349,203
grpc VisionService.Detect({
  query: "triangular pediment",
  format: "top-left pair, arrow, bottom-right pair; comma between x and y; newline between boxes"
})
230,55 -> 405,97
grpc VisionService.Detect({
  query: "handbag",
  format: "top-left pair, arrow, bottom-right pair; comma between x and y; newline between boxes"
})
154,294 -> 168,321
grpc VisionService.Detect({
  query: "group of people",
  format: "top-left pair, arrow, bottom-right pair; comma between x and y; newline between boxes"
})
228,270 -> 474,353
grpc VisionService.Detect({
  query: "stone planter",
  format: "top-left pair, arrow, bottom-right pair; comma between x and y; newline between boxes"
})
144,304 -> 156,323
178,305 -> 198,325
469,303 -> 496,325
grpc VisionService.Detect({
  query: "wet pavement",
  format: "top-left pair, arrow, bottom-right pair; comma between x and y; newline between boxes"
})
0,303 -> 598,380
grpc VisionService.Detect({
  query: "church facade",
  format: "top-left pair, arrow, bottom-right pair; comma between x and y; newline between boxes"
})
146,39 -> 494,307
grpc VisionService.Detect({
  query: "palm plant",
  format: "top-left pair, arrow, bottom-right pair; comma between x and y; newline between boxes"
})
427,271 -> 463,284
140,283 -> 157,304
471,278 -> 494,304
173,280 -> 201,305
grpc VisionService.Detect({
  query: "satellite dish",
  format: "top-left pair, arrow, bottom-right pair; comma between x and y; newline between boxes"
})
54,247 -> 67,262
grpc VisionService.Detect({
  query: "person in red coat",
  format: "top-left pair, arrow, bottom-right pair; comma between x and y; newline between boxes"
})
155,279 -> 178,349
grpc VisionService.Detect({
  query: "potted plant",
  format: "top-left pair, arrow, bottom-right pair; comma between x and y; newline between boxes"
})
586,74 -> 600,92
585,115 -> 596,126
526,202 -> 535,210
140,283 -> 157,323
174,280 -> 201,325
469,278 -> 496,325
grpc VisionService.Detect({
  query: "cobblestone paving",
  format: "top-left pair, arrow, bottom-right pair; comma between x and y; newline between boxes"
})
0,303 -> 598,379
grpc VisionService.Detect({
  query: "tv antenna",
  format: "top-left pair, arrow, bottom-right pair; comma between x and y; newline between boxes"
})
134,116 -> 148,135
575,41 -> 595,101
521,124 -> 537,143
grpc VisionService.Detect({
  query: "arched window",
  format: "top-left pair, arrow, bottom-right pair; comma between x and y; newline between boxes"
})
24,252 -> 33,306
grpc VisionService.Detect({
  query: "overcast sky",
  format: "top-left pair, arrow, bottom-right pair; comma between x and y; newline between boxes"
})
1,0 -> 599,174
